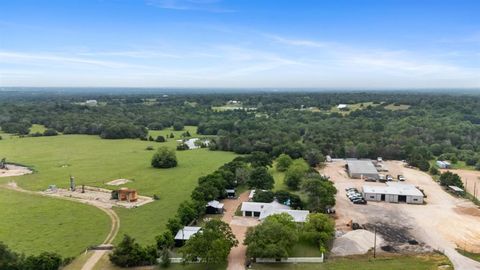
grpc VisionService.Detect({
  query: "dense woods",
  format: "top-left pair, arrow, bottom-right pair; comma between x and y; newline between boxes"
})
1,90 -> 480,168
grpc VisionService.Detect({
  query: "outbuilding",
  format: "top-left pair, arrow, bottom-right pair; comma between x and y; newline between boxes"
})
362,183 -> 424,204
206,200 -> 224,214
436,160 -> 451,169
346,160 -> 380,180
174,226 -> 201,246
225,189 -> 236,198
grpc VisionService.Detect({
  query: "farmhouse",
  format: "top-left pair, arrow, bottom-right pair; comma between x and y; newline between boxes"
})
436,160 -> 451,169
346,160 -> 380,180
362,183 -> 424,204
240,201 -> 310,222
174,226 -> 201,246
205,200 -> 224,214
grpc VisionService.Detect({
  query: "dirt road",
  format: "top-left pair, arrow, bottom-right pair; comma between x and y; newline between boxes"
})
222,191 -> 259,270
322,160 -> 480,270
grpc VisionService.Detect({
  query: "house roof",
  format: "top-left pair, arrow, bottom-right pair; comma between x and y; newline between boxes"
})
347,160 -> 379,175
174,226 -> 201,240
241,201 -> 309,222
449,185 -> 464,192
363,183 -> 423,197
206,200 -> 224,209
225,189 -> 235,193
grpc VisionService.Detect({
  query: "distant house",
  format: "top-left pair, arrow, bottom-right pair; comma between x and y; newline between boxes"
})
206,200 -> 224,214
240,201 -> 310,222
85,100 -> 98,106
337,104 -> 348,109
436,160 -> 451,169
174,226 -> 201,246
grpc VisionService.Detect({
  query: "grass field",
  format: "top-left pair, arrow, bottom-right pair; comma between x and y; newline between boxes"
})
0,188 -> 110,257
0,126 -> 237,254
253,253 -> 452,270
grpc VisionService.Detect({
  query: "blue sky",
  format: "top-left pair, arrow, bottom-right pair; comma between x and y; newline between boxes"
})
0,0 -> 479,88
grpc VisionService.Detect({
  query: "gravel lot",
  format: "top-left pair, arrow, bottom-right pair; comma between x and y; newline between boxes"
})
322,160 -> 480,270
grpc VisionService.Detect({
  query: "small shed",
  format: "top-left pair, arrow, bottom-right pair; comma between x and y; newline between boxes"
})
436,160 -> 451,169
113,188 -> 138,202
174,226 -> 201,246
206,200 -> 224,214
448,185 -> 465,195
225,189 -> 236,198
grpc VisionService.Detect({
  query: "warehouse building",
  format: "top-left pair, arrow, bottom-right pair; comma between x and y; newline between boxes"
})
346,160 -> 380,180
362,183 -> 424,204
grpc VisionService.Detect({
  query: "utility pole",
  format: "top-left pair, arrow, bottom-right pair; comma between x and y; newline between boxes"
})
373,226 -> 377,259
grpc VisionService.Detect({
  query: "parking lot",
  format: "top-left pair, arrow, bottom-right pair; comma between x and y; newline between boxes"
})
322,160 -> 480,270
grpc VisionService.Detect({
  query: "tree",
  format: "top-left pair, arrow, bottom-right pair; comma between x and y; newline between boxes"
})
247,151 -> 273,167
109,235 -> 157,267
166,217 -> 182,235
253,190 -> 274,203
276,154 -> 293,172
439,171 -> 464,188
0,241 -> 24,270
302,175 -> 337,212
156,231 -> 174,250
244,213 -> 298,259
155,135 -> 166,142
177,201 -> 198,225
173,122 -> 184,131
303,149 -> 325,167
23,252 -> 62,270
429,166 -> 439,175
274,190 -> 303,209
301,213 -> 335,253
284,159 -> 309,190
181,220 -> 238,265
151,147 -> 177,168
247,167 -> 274,189
43,129 -> 58,136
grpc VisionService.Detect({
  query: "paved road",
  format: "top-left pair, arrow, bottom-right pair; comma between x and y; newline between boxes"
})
221,191 -> 258,270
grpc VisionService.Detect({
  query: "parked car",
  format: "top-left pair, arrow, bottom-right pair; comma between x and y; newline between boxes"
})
365,177 -> 376,182
398,175 -> 405,181
386,175 -> 393,181
353,199 -> 367,204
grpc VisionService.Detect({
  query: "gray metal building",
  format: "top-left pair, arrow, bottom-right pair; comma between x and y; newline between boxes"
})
346,160 -> 380,180
362,183 -> 424,204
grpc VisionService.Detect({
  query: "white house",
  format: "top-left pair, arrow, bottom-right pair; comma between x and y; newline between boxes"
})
337,104 -> 348,109
85,100 -> 98,106
240,201 -> 310,222
362,182 -> 424,204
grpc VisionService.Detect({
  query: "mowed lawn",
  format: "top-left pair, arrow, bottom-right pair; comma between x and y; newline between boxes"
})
0,126 -> 237,251
0,188 -> 110,257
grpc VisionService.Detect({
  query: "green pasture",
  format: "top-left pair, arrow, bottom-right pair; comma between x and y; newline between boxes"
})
0,188 -> 110,257
0,126 -> 237,254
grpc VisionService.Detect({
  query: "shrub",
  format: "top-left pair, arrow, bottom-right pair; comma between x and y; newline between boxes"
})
276,154 -> 293,172
429,166 -> 439,175
109,235 -> 157,267
145,146 -> 154,151
173,122 -> 184,131
151,147 -> 177,168
43,129 -> 58,136
155,136 -> 166,142
439,171 -> 464,188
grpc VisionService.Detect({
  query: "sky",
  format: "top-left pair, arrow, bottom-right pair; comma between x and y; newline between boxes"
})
0,0 -> 479,89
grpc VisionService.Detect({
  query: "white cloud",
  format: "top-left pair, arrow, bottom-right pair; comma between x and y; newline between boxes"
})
146,0 -> 234,13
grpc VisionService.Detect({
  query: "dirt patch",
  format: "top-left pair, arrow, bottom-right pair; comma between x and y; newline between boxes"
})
106,179 -> 132,186
455,206 -> 480,217
41,186 -> 153,209
0,165 -> 32,177
331,229 -> 384,256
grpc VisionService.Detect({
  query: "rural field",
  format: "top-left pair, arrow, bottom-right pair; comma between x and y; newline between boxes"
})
0,126 -> 237,256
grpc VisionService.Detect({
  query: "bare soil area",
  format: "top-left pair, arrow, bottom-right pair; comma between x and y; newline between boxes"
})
0,165 -> 32,177
441,168 -> 480,198
322,160 -> 480,270
106,178 -> 132,186
41,186 -> 153,209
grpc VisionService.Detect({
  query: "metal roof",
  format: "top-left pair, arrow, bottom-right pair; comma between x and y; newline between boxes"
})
174,226 -> 201,240
347,160 -> 379,175
449,185 -> 464,192
363,184 -> 423,197
206,200 -> 224,209
241,201 -> 309,222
